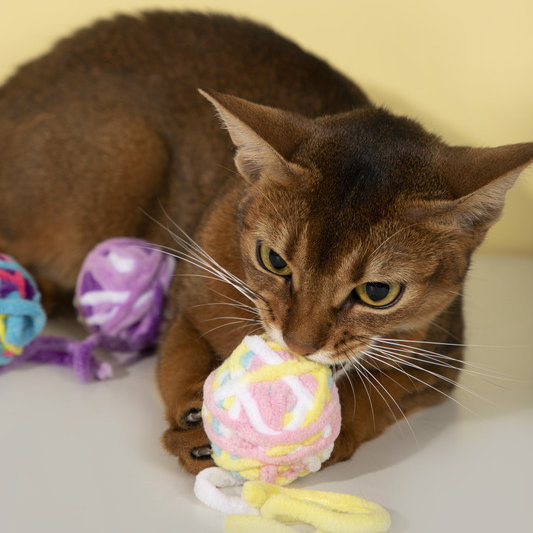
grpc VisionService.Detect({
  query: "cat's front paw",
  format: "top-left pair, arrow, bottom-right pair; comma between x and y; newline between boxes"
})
162,405 -> 215,474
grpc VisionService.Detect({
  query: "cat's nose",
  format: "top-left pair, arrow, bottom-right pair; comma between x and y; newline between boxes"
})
282,335 -> 317,356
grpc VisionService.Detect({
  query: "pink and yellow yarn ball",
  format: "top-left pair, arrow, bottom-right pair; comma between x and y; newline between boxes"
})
202,335 -> 341,486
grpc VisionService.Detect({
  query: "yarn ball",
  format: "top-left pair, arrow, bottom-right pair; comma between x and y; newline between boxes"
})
0,254 -> 46,365
75,237 -> 175,349
202,335 -> 341,486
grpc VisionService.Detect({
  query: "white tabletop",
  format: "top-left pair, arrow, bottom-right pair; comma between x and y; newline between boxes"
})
1,254 -> 532,533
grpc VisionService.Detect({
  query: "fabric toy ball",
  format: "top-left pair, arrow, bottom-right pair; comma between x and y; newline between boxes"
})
75,237 -> 175,348
202,335 -> 341,486
0,254 -> 46,366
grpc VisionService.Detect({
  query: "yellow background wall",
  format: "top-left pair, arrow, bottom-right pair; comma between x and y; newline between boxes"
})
1,0 -> 532,253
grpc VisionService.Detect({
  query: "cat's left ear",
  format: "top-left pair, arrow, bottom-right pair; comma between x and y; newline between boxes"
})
423,143 -> 533,230
199,88 -> 313,182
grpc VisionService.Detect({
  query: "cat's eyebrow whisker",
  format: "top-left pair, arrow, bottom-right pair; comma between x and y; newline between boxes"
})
368,222 -> 419,259
218,163 -> 292,239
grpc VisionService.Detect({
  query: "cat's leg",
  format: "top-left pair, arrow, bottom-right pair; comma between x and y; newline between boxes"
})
157,313 -> 218,474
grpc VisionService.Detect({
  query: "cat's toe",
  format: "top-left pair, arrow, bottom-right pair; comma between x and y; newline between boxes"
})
162,422 -> 214,474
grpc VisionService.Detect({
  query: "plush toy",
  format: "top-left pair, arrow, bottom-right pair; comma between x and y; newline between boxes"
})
0,238 -> 175,381
196,335 -> 391,532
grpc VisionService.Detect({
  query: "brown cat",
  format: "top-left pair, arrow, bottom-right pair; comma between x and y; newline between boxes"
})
0,12 -> 532,474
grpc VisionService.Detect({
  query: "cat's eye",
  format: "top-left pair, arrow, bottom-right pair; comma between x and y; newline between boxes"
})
353,281 -> 402,308
257,243 -> 292,276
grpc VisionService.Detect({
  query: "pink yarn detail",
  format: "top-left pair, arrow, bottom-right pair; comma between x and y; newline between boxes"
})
0,269 -> 26,298
202,335 -> 341,485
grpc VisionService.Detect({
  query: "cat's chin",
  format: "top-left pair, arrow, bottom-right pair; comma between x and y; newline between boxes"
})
262,324 -> 285,348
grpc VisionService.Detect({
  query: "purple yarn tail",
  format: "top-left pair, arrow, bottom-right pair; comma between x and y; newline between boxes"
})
0,319 -> 160,382
0,336 -> 73,376
0,335 -> 104,383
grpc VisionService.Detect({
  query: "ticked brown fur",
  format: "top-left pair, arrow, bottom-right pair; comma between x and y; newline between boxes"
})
0,12 -> 532,474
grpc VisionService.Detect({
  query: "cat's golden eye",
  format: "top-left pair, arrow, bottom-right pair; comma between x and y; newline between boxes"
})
353,281 -> 402,308
257,243 -> 292,276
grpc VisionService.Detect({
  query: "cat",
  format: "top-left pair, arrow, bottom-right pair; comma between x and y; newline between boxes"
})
0,11 -> 532,475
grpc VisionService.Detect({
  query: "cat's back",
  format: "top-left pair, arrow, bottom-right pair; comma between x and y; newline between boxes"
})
0,12 -> 369,280
0,12 -> 368,118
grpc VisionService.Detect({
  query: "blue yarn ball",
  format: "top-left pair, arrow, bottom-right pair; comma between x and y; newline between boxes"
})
0,254 -> 46,365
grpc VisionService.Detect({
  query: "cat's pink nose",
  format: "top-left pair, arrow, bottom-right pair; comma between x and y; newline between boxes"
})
282,335 -> 317,356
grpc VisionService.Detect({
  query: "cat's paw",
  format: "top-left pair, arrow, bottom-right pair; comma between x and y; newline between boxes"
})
162,405 -> 215,474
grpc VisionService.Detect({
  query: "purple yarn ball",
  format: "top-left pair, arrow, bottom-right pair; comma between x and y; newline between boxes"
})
75,238 -> 175,349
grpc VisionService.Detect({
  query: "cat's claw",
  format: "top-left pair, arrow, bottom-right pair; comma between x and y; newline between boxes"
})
162,403 -> 214,474
183,407 -> 203,427
191,444 -> 212,460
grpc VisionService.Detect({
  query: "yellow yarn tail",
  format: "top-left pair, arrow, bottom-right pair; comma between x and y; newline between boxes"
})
224,481 -> 391,533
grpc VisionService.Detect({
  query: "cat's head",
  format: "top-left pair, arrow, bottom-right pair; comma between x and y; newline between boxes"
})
200,89 -> 533,366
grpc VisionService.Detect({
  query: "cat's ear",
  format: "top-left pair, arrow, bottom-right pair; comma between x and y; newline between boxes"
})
198,88 -> 313,182
418,143 -> 533,230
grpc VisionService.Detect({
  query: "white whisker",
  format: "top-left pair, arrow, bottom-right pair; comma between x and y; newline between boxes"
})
200,319 -> 259,339
365,348 -> 483,415
352,351 -> 419,445
144,207 -> 263,305
202,315 -> 262,324
346,354 -> 376,430
191,301 -> 260,316
368,337 -> 508,378
338,360 -> 357,421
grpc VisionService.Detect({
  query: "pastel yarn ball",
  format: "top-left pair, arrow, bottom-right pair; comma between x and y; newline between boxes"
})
75,238 -> 175,347
0,254 -> 46,365
202,335 -> 341,486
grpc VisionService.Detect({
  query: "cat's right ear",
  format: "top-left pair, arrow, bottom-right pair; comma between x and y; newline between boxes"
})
198,88 -> 313,182
411,142 -> 533,233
